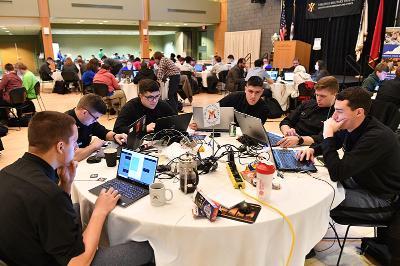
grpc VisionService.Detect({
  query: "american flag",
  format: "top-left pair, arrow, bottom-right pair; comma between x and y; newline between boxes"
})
279,3 -> 287,41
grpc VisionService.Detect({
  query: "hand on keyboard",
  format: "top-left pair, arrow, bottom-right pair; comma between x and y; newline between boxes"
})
295,148 -> 315,163
95,187 -> 121,215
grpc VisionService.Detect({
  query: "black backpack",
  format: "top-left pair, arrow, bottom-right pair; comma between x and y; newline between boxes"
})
265,97 -> 284,119
53,80 -> 69,94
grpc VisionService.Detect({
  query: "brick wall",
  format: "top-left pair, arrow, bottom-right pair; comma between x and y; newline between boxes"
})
227,0 -> 282,58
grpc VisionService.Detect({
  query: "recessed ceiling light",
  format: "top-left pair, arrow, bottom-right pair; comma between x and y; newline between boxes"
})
157,24 -> 162,26
183,23 -> 188,26
79,20 -> 84,22
103,20 -> 108,23
165,22 -> 170,25
2,27 -> 7,30
99,22 -> 103,24
176,25 -> 180,27
76,22 -> 81,24
5,30 -> 10,33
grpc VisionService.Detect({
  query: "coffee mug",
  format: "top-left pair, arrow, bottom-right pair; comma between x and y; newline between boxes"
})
149,183 -> 173,207
104,148 -> 117,167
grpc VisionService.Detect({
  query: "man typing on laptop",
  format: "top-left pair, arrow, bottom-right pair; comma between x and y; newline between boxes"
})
277,76 -> 338,148
65,94 -> 127,161
113,79 -> 176,134
297,88 -> 400,264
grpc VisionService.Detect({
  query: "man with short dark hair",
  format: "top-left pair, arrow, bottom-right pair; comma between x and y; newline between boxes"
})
65,94 -> 127,161
211,56 -> 227,76
376,67 -> 400,108
278,76 -> 339,147
113,79 -> 176,134
362,62 -> 389,92
225,58 -> 246,92
39,57 -> 55,81
219,76 -> 270,123
0,111 -> 154,265
297,87 -> 400,265
288,58 -> 300,72
0,63 -> 22,104
245,58 -> 273,84
153,51 -> 181,112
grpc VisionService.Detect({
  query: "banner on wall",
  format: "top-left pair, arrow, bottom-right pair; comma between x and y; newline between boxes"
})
306,0 -> 362,19
382,27 -> 400,80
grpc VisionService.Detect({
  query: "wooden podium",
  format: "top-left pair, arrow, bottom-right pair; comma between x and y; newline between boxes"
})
272,40 -> 311,71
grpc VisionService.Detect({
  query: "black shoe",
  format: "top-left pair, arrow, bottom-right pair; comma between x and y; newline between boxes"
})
305,248 -> 316,259
109,108 -> 117,115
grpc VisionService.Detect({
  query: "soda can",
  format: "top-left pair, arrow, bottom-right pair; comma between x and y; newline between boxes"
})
229,122 -> 236,137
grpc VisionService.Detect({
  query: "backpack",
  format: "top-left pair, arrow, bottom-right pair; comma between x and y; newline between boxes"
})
360,237 -> 391,265
53,80 -> 69,94
265,97 -> 284,119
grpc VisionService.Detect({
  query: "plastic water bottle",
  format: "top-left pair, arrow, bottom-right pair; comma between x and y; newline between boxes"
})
256,162 -> 275,201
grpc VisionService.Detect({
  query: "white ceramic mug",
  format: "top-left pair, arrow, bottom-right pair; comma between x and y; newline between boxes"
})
149,183 -> 173,207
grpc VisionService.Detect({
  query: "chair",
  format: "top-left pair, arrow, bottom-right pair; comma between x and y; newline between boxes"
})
33,82 -> 46,111
61,71 -> 81,93
0,87 -> 30,130
370,99 -> 400,132
217,70 -> 229,94
91,83 -> 115,120
290,81 -> 315,109
329,217 -> 388,266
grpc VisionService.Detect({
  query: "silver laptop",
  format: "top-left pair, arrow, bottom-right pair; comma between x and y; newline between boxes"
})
193,106 -> 234,132
284,72 -> 294,81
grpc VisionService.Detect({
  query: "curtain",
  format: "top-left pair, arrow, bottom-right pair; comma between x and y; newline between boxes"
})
285,0 -> 397,76
224,30 -> 261,64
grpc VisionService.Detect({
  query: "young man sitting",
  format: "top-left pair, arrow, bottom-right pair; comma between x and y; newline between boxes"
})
113,79 -> 176,134
65,94 -> 127,161
297,88 -> 400,265
278,76 -> 339,148
0,111 -> 154,265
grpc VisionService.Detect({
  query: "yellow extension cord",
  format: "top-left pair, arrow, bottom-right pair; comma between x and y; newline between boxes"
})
239,188 -> 296,266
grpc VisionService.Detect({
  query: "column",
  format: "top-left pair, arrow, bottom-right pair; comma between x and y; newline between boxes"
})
37,0 -> 54,59
139,0 -> 150,58
214,0 -> 227,58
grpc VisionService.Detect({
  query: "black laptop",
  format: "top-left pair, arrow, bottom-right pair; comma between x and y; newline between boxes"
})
154,113 -> 193,133
89,149 -> 158,207
234,110 -> 317,172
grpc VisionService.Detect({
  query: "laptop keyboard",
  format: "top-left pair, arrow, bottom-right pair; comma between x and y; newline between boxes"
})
273,149 -> 316,172
101,179 -> 147,200
267,133 -> 283,146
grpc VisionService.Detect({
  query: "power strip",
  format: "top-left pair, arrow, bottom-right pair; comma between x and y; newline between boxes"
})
226,162 -> 245,189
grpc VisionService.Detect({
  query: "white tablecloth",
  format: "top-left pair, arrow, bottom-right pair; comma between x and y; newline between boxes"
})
195,71 -> 211,88
72,134 -> 344,266
119,82 -> 138,101
270,82 -> 296,111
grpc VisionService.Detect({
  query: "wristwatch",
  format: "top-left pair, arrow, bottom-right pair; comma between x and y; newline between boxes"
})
297,136 -> 304,145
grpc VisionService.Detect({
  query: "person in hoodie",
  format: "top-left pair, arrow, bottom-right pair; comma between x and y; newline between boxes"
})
93,63 -> 126,113
293,65 -> 313,98
133,62 -> 157,84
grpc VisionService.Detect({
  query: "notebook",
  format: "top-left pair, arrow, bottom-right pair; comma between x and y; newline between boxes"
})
89,149 -> 158,207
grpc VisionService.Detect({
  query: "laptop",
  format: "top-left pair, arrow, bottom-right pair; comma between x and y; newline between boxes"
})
97,115 -> 146,158
89,149 -> 158,207
194,64 -> 203,72
283,72 -> 294,82
154,113 -> 193,133
267,70 -> 279,81
234,110 -> 316,172
193,107 -> 234,132
121,69 -> 133,78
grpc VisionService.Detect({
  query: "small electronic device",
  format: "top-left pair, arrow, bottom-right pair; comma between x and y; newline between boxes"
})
191,134 -> 206,140
90,173 -> 99,178
226,161 -> 245,189
237,201 -> 252,214
266,70 -> 279,81
87,156 -> 101,164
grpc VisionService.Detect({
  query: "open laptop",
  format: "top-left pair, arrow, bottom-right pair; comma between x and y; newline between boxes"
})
267,70 -> 279,81
98,115 -> 146,158
89,149 -> 158,207
154,113 -> 193,133
234,110 -> 316,172
283,72 -> 294,82
193,107 -> 234,132
194,64 -> 203,72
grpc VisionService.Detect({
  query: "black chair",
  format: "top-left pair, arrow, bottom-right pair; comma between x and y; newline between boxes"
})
0,87 -> 30,130
91,83 -> 116,120
61,71 -> 81,93
329,217 -> 388,266
33,82 -> 46,111
370,99 -> 400,132
217,70 -> 229,94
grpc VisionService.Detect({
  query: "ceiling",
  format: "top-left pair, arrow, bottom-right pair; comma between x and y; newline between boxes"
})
0,25 -> 40,35
52,29 -> 177,36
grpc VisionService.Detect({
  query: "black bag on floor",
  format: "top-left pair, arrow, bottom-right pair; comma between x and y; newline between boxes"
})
7,113 -> 34,127
53,80 -> 69,94
360,237 -> 391,265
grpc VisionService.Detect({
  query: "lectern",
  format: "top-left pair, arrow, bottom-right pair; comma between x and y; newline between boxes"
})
273,40 -> 311,71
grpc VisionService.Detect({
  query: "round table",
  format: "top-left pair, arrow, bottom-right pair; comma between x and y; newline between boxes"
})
72,134 -> 344,266
119,82 -> 138,101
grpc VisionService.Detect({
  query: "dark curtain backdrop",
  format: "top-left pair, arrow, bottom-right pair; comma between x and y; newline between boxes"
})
284,0 -> 397,76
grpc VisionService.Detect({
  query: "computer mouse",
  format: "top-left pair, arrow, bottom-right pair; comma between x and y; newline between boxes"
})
86,156 -> 101,164
237,201 -> 252,215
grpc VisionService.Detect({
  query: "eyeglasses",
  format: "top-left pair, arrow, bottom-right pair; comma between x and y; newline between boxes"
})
84,109 -> 100,121
143,94 -> 161,101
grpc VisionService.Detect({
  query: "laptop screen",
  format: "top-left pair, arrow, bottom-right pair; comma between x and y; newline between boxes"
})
267,70 -> 279,81
284,72 -> 294,81
122,70 -> 133,77
117,149 -> 158,186
128,115 -> 146,136
194,64 -> 203,72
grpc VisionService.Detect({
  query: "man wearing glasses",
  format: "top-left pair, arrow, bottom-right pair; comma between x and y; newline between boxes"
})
113,79 -> 176,134
65,94 -> 127,161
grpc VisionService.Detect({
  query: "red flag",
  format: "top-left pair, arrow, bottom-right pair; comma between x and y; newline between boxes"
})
368,0 -> 384,68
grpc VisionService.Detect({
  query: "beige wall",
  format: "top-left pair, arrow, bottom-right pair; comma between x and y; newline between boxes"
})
48,0 -> 143,20
0,0 -> 39,17
150,0 -> 220,24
